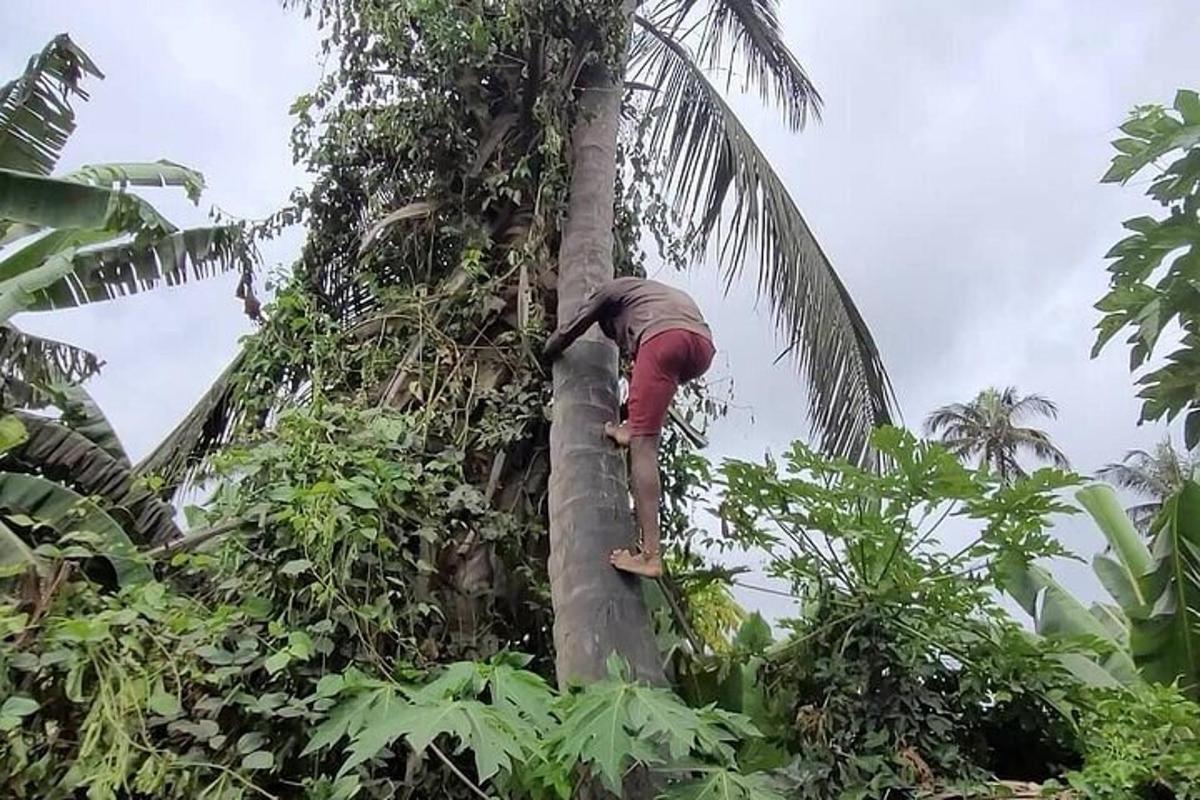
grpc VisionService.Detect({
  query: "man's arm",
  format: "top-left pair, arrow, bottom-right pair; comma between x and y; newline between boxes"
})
543,286 -> 612,360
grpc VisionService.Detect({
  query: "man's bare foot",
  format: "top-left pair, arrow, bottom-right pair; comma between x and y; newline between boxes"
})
610,548 -> 662,577
603,421 -> 631,448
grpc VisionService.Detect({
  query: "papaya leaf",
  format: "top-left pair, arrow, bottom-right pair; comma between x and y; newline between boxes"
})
662,768 -> 788,800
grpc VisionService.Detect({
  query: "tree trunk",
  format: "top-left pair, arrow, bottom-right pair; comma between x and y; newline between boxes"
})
549,0 -> 664,689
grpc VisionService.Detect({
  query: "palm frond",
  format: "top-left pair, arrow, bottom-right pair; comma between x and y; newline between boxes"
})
0,323 -> 101,399
4,413 -> 180,545
0,34 -> 102,177
1096,460 -> 1167,499
632,17 -> 896,466
698,0 -> 821,131
923,404 -> 975,436
1009,391 -> 1059,423
136,350 -> 248,498
1012,426 -> 1070,468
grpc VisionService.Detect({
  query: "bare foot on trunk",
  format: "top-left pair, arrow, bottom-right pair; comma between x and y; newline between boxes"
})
610,548 -> 662,577
603,421 -> 631,448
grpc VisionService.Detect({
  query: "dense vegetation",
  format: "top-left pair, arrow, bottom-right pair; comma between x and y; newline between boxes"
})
0,4 -> 1199,800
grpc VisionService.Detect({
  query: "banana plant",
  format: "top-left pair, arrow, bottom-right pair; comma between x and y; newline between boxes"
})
1004,482 -> 1200,697
0,413 -> 148,587
0,35 -> 254,391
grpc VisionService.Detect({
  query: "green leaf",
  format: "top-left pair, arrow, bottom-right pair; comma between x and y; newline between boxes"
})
346,490 -> 378,511
0,517 -> 39,576
16,225 -> 253,315
147,688 -> 181,717
237,732 -> 267,754
6,413 -> 179,545
0,696 -> 39,718
0,167 -> 175,234
0,470 -> 148,586
661,768 -> 788,800
302,687 -> 380,756
999,560 -> 1139,685
48,381 -> 129,464
1131,481 -> 1200,696
371,700 -> 527,782
0,34 -> 102,177
1080,489 -> 1152,606
280,558 -> 312,576
240,750 -> 274,771
732,613 -> 773,654
486,659 -> 555,731
264,651 -> 291,675
1175,89 -> 1200,125
547,671 -> 751,794
0,415 -> 27,454
316,673 -> 345,698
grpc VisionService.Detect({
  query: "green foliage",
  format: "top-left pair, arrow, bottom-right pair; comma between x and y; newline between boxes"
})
1094,89 -> 1200,447
309,652 -> 771,798
1060,684 -> 1200,799
713,428 -> 1087,797
0,37 -> 254,403
0,576 -> 266,798
1006,481 -> 1200,698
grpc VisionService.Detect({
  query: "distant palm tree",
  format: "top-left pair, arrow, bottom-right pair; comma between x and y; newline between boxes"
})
1097,438 -> 1196,532
924,387 -> 1070,482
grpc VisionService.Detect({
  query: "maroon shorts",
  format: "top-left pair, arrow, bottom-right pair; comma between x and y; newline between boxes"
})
627,329 -> 715,437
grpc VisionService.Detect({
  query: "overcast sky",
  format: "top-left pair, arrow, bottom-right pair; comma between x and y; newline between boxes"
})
4,2 -> 1199,619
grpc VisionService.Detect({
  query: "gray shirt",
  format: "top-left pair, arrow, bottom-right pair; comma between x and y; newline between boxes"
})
550,277 -> 712,357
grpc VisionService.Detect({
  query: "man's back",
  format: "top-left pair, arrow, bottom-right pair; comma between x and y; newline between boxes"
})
594,277 -> 711,356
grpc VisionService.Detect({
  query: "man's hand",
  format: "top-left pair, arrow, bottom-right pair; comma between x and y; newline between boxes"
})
543,331 -> 566,361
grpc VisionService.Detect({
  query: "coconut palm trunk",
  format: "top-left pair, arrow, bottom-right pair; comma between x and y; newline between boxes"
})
549,1 -> 664,688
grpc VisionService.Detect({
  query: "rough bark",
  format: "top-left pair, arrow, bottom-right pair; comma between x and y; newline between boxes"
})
549,0 -> 664,689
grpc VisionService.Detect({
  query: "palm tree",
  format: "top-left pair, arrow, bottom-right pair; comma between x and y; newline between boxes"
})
924,387 -> 1069,482
1098,438 -> 1196,532
148,1 -> 898,703
548,0 -> 897,688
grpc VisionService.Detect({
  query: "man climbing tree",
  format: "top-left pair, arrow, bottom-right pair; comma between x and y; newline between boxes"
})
544,277 -> 714,577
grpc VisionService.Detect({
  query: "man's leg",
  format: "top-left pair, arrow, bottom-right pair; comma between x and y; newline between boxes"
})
610,433 -> 662,577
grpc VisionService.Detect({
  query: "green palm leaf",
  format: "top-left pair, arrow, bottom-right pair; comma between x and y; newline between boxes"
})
632,16 -> 896,466
697,0 -> 821,132
0,34 -> 102,177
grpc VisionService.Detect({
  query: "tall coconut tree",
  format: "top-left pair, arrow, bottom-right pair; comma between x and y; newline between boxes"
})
549,0 -> 897,687
1098,438 -> 1197,532
148,0 -> 898,705
924,387 -> 1069,482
